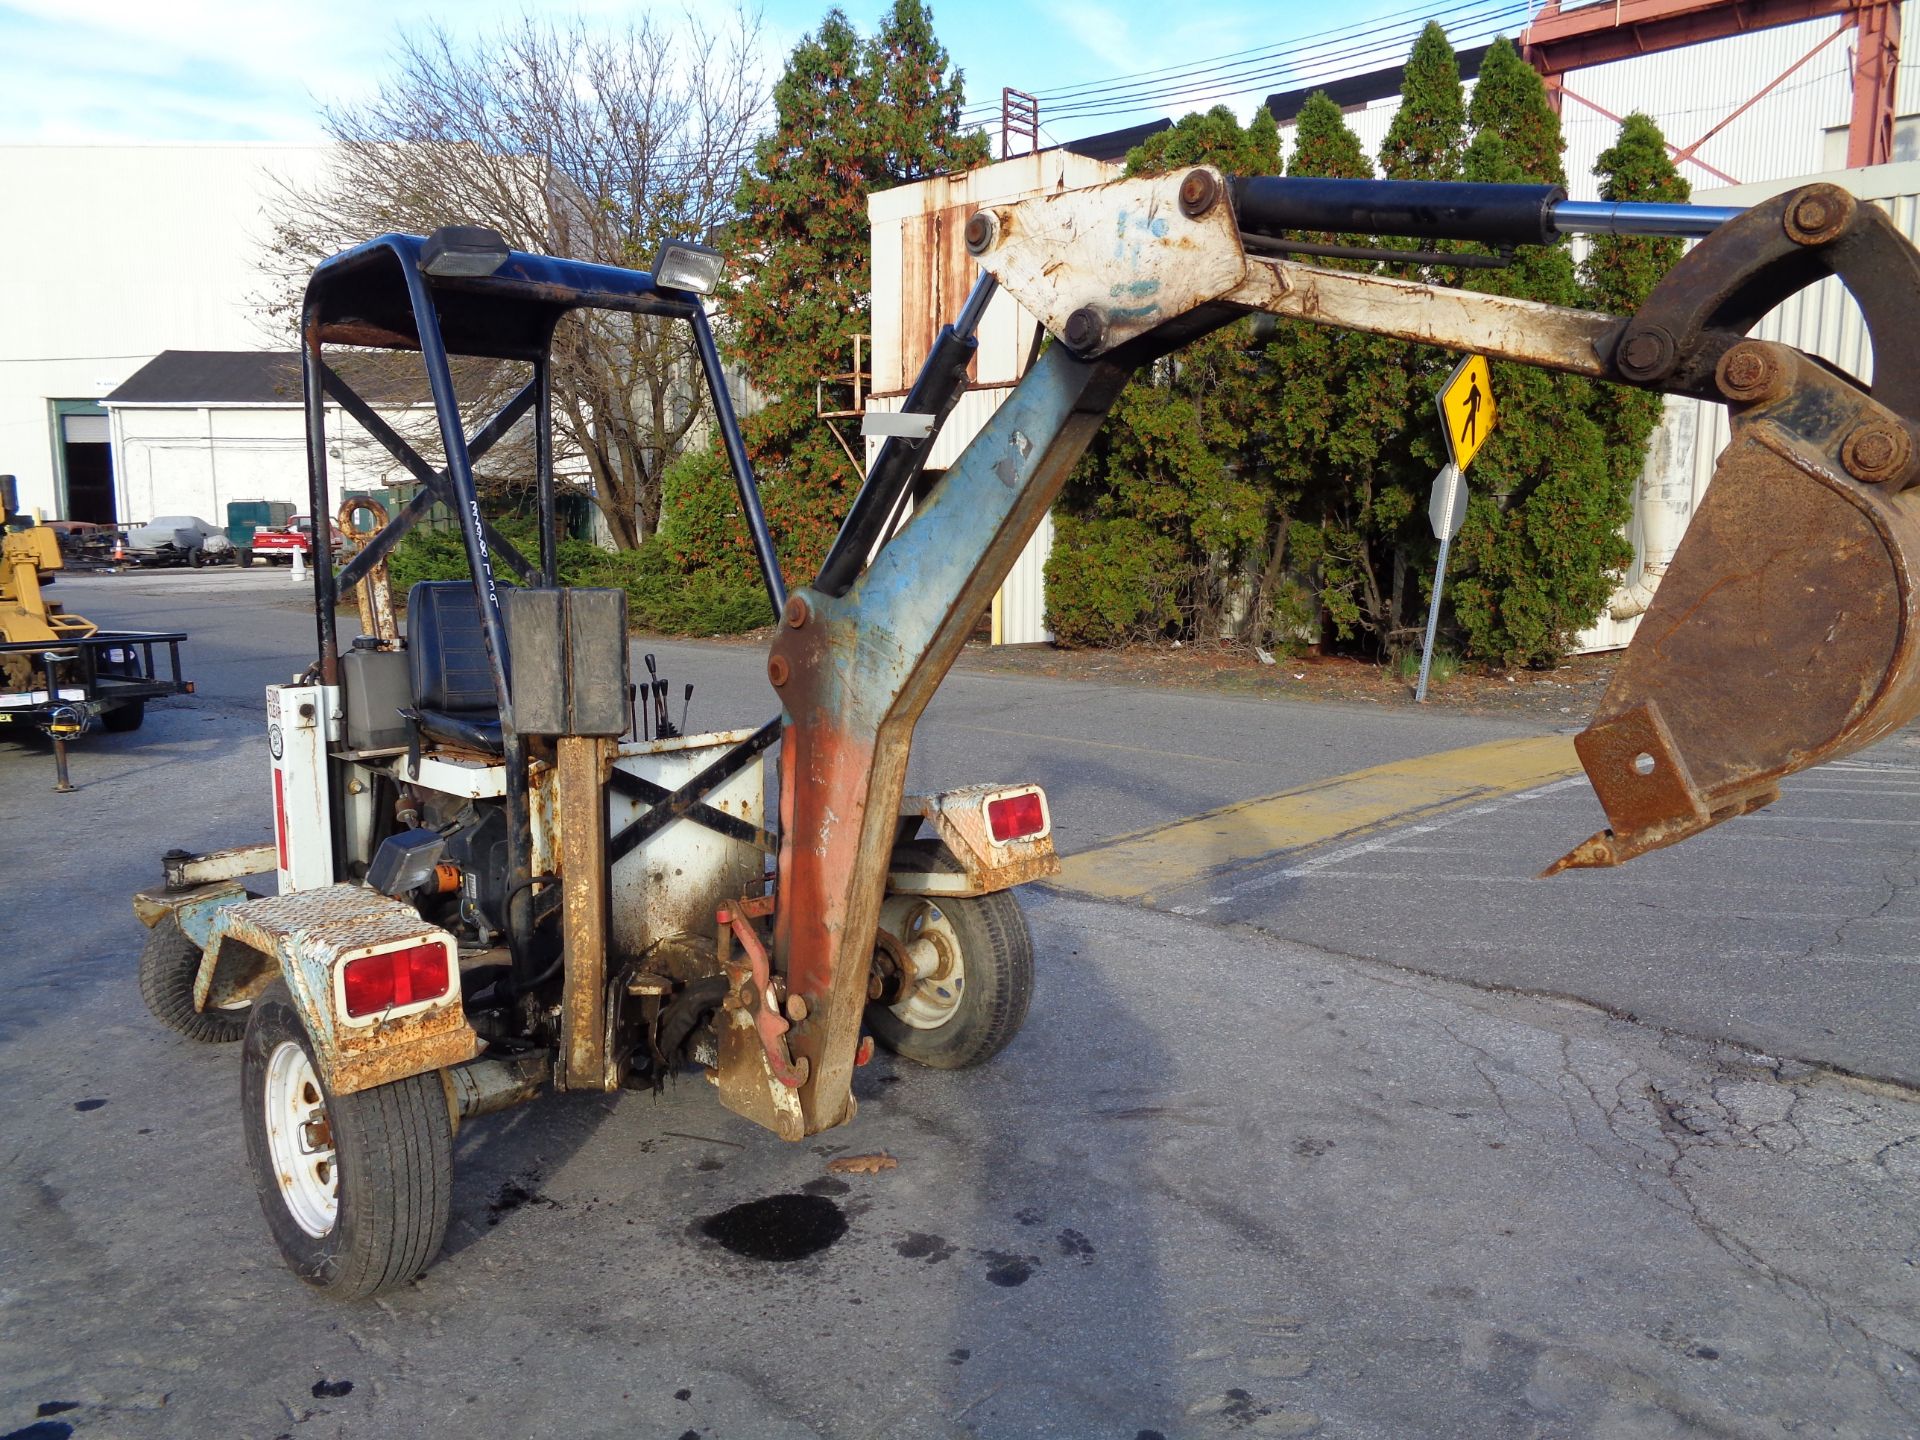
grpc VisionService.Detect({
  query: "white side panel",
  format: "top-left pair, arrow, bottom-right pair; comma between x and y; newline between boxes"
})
998,512 -> 1056,645
870,215 -> 906,393
268,683 -> 336,894
606,730 -> 766,957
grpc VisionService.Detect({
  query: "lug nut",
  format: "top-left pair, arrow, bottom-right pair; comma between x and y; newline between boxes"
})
783,594 -> 810,628
1178,168 -> 1220,218
767,654 -> 790,687
1785,184 -> 1854,245
965,210 -> 999,255
1841,420 -> 1911,484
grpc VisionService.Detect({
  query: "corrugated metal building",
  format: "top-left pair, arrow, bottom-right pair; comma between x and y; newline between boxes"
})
870,5 -> 1920,646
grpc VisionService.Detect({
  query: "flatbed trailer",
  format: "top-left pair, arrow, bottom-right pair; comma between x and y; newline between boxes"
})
0,629 -> 192,787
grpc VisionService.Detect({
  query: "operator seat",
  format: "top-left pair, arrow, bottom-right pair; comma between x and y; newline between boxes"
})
403,581 -> 502,754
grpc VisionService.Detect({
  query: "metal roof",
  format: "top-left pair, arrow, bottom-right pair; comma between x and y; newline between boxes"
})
104,348 -> 495,407
105,349 -> 304,405
1266,44 -> 1492,122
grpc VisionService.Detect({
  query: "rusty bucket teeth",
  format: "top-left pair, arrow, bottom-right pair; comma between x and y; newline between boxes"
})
1541,831 -> 1620,876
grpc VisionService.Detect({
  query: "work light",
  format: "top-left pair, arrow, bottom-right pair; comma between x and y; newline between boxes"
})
651,238 -> 724,295
420,225 -> 510,278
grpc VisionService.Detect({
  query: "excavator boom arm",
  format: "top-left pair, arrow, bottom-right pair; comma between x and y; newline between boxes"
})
750,167 -> 1920,1139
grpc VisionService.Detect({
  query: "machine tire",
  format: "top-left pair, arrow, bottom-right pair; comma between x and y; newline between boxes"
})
868,842 -> 1034,1070
188,545 -> 210,569
242,984 -> 453,1300
102,700 -> 145,733
139,914 -> 246,1042
238,547 -> 254,568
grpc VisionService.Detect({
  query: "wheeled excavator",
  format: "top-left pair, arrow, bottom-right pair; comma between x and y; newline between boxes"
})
129,171 -> 1920,1296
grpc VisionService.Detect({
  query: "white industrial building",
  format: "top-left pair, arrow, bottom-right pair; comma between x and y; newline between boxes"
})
103,350 -> 442,525
0,143 -> 333,526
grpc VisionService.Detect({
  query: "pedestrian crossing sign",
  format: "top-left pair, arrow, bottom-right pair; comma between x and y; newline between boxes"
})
1437,353 -> 1495,471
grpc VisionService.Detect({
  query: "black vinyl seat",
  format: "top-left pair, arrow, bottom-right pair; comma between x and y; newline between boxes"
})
404,581 -> 503,754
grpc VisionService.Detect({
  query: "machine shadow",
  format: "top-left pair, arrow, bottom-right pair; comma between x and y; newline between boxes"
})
437,1091 -> 617,1261
841,886 -> 1190,1436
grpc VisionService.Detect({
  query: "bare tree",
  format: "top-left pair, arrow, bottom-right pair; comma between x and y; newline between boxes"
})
263,11 -> 764,547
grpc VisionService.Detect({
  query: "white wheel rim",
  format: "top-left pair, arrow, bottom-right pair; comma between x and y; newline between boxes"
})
877,899 -> 967,1031
263,1039 -> 338,1237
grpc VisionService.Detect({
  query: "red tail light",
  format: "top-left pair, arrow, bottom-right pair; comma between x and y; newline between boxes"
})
342,942 -> 451,1018
986,789 -> 1047,843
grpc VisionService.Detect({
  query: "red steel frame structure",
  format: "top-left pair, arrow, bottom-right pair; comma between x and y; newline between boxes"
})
1521,0 -> 1902,179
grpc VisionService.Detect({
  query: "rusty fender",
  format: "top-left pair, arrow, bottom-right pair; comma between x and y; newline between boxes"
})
204,884 -> 478,1095
892,785 -> 1060,896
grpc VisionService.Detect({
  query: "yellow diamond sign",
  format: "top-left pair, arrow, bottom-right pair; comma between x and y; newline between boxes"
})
1437,353 -> 1495,471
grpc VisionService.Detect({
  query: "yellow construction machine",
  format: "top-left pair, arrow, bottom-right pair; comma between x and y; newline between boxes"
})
2,477 -> 190,786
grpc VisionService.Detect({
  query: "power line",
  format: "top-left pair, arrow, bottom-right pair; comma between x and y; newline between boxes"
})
962,0 -> 1531,126
1007,0 -> 1509,106
1045,14 -> 1524,121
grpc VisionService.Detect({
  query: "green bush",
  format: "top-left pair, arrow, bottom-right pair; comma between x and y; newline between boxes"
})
565,540 -> 771,635
387,516 -> 539,595
383,507 -> 771,636
387,524 -> 481,594
1044,514 -> 1185,647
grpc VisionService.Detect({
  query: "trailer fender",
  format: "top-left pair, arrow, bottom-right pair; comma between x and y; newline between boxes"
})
202,884 -> 479,1096
891,784 -> 1059,897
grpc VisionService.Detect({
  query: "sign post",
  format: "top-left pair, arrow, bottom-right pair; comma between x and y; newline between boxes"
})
1416,354 -> 1495,702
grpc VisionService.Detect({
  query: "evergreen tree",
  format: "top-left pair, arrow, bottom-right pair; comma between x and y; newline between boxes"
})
1263,92 -> 1421,648
1046,106 -> 1278,646
1342,24 -> 1472,653
1125,102 -> 1283,173
1584,113 -> 1689,314
1379,22 -> 1467,181
1463,34 -> 1567,187
1584,114 -> 1690,571
1446,38 -> 1620,665
720,1 -> 987,581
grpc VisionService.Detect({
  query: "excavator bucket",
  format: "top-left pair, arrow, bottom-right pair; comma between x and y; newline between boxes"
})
1552,402 -> 1920,869
1552,186 -> 1920,870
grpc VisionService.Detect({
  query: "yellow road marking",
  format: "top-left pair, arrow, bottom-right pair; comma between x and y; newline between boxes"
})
1051,733 -> 1580,902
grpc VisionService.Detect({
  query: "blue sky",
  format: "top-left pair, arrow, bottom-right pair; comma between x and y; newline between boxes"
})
0,0 -> 1495,148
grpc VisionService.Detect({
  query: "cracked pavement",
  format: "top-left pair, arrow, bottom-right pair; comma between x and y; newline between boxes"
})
3,573 -> 1917,1437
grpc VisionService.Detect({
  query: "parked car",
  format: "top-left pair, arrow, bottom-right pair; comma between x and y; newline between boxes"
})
249,514 -> 342,564
115,515 -> 236,568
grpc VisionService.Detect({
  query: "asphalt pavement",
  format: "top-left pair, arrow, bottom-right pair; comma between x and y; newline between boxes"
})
3,567 -> 1917,1439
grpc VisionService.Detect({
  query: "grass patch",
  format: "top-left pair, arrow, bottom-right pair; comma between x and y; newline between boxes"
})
1392,645 -> 1459,691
